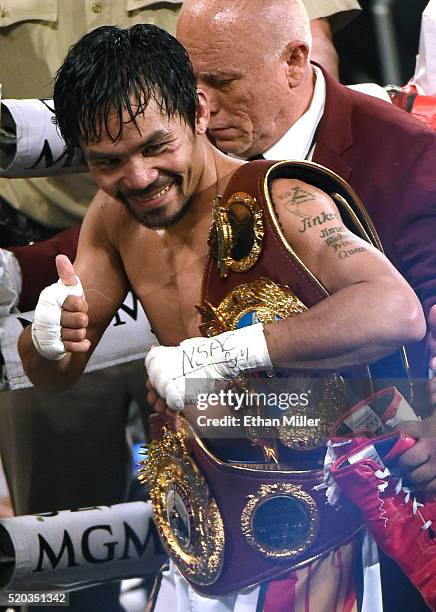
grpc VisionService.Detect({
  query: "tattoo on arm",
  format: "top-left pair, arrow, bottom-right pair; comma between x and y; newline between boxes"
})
278,186 -> 317,204
298,211 -> 338,233
277,186 -> 317,220
276,186 -> 369,260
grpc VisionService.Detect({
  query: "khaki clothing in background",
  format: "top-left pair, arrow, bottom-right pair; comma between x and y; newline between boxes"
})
304,0 -> 361,30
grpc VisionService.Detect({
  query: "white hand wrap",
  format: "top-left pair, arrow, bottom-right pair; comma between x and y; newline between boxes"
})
31,277 -> 84,361
145,323 -> 273,412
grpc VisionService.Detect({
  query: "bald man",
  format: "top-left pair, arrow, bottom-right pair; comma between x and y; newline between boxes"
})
176,0 -> 436,382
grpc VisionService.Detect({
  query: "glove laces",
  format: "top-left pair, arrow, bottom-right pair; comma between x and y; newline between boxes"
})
375,468 -> 433,533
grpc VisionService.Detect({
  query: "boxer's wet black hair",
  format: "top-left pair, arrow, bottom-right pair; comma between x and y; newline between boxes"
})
53,24 -> 198,153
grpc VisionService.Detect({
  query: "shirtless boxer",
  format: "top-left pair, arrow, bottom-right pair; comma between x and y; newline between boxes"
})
17,22 -> 423,394
18,24 -> 425,611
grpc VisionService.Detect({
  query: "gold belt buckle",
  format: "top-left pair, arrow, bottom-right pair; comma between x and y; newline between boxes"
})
242,483 -> 319,559
139,424 -> 225,585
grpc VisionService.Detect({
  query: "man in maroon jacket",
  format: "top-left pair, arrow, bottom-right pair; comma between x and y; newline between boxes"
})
176,2 -> 436,609
176,0 -> 436,380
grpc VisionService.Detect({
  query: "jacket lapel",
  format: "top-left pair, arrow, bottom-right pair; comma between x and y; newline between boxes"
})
312,66 -> 353,182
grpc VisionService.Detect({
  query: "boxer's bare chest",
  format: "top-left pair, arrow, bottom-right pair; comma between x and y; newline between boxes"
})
119,218 -> 211,345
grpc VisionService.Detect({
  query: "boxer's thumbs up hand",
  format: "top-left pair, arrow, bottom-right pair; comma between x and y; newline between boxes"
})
31,255 -> 89,361
54,254 -> 86,311
55,255 -> 90,354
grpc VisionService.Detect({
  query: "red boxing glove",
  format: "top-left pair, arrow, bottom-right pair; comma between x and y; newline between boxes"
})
388,84 -> 436,131
328,431 -> 436,610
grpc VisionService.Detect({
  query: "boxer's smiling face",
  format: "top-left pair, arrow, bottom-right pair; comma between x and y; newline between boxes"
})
83,97 -> 207,229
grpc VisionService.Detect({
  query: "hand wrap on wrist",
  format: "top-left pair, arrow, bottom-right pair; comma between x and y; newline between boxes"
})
145,323 -> 273,412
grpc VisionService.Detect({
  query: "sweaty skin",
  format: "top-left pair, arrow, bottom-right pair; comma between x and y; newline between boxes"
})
19,147 -> 424,387
19,96 -> 424,384
18,95 -> 428,485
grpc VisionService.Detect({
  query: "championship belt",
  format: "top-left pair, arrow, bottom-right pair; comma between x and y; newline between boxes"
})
199,159 -> 413,446
142,160 -> 413,594
141,414 -> 363,596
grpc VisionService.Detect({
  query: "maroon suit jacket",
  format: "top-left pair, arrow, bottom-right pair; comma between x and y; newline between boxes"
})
312,69 -> 436,376
314,69 -> 436,317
